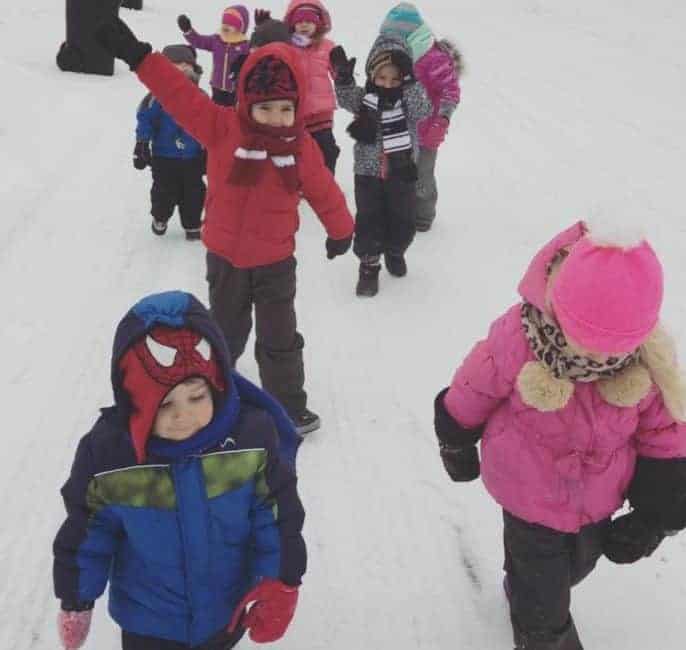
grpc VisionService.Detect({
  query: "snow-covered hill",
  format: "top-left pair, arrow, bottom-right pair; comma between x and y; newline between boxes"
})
1,1 -> 685,648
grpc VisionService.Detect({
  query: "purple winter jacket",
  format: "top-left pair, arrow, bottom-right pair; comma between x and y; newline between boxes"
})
444,223 -> 686,533
183,30 -> 250,92
414,41 -> 461,149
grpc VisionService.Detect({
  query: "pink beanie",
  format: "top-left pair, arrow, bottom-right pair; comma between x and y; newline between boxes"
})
222,6 -> 249,33
551,235 -> 663,354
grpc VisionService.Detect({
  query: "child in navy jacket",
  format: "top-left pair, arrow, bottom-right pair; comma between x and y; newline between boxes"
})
134,45 -> 206,240
54,291 -> 306,650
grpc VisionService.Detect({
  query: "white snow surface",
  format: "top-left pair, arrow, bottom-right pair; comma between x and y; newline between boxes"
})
2,0 -> 686,648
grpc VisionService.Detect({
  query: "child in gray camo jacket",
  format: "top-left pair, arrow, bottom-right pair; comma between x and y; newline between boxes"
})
330,34 -> 431,297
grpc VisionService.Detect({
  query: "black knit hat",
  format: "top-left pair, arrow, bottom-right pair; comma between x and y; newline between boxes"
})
249,19 -> 291,48
162,44 -> 203,75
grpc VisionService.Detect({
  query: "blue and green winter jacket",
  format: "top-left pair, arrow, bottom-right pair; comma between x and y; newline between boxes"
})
136,94 -> 203,160
53,292 -> 305,647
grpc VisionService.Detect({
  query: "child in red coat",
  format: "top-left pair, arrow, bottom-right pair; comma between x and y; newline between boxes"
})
97,18 -> 355,435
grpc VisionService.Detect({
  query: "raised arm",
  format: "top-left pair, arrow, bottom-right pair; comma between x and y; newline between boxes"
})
330,45 -> 364,114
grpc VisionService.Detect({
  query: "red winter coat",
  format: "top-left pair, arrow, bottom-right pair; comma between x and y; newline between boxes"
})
136,43 -> 354,268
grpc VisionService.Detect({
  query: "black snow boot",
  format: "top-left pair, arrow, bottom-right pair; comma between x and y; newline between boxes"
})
185,228 -> 201,241
151,219 -> 167,236
356,262 -> 381,297
384,252 -> 407,277
291,408 -> 321,436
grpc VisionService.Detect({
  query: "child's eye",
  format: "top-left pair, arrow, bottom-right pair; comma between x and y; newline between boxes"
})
190,392 -> 208,403
159,402 -> 172,410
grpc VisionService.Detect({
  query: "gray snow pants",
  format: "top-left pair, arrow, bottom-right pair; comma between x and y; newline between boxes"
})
503,510 -> 610,650
206,252 -> 306,416
416,147 -> 438,230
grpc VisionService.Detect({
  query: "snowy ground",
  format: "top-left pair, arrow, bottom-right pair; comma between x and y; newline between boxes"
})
2,0 -> 686,648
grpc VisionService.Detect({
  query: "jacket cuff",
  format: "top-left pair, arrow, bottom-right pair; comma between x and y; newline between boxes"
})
60,599 -> 94,612
434,387 -> 484,448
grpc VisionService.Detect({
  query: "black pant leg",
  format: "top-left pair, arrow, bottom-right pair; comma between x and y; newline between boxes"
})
310,128 -> 340,175
178,157 -> 206,230
122,627 -> 244,649
211,87 -> 235,106
353,175 -> 385,260
206,252 -> 253,365
252,257 -> 307,416
570,518 -> 609,586
384,177 -> 417,256
503,511 -> 584,650
150,157 -> 182,223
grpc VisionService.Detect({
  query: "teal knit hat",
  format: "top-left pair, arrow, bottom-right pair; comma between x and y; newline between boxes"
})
380,3 -> 423,39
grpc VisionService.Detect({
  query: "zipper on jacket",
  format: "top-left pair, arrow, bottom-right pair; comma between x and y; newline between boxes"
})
222,47 -> 229,91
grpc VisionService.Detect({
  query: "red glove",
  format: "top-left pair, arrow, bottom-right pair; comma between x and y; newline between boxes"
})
423,116 -> 449,149
58,610 -> 92,650
228,579 -> 299,643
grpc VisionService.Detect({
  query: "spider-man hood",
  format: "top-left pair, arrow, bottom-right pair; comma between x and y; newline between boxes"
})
110,291 -> 299,466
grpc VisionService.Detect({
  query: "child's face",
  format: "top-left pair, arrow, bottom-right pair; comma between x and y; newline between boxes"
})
251,99 -> 296,127
221,25 -> 239,38
373,64 -> 402,89
152,377 -> 214,441
294,21 -> 317,37
174,62 -> 194,77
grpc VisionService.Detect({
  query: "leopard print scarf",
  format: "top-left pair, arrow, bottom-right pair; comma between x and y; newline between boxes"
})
521,303 -> 640,382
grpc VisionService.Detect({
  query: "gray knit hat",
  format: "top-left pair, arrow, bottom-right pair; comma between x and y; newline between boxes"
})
162,44 -> 203,75
250,18 -> 291,48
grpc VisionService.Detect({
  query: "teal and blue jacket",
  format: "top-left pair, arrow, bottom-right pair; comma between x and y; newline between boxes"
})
53,292 -> 305,646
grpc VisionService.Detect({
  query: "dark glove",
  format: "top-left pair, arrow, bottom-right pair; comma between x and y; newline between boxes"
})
326,235 -> 352,259
440,444 -> 480,482
389,50 -> 415,83
177,14 -> 192,33
95,17 -> 152,71
604,511 -> 665,564
254,9 -> 272,26
133,141 -> 151,170
329,46 -> 356,85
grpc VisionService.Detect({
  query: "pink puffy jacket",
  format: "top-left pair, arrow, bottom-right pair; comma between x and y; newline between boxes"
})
285,0 -> 337,130
415,42 -> 461,149
444,223 -> 686,533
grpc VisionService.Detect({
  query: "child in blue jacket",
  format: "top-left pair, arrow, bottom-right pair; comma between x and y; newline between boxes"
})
134,45 -> 207,240
54,291 -> 306,650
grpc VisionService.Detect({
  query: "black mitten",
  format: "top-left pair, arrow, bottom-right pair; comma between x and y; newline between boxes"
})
177,14 -> 192,33
329,46 -> 356,85
96,17 -> 152,71
434,388 -> 484,447
254,9 -> 272,26
325,235 -> 352,260
604,511 -> 665,564
133,141 -> 151,170
440,444 -> 480,482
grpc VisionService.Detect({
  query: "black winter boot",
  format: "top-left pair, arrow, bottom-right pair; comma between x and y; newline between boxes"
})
356,262 -> 381,297
384,252 -> 407,277
151,219 -> 167,235
185,228 -> 201,241
291,408 -> 321,436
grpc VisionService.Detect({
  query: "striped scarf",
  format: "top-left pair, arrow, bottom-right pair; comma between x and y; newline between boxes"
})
361,92 -> 412,155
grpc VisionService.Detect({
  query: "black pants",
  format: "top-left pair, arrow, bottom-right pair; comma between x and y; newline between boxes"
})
310,128 -> 340,175
150,156 -> 206,230
503,511 -> 609,650
353,174 -> 416,259
122,626 -> 244,649
211,87 -> 236,107
206,252 -> 306,415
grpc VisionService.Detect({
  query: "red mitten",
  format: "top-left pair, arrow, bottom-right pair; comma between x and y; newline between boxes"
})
58,610 -> 92,650
423,116 -> 449,149
228,579 -> 298,643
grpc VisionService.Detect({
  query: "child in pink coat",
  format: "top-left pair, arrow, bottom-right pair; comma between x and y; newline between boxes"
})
381,3 -> 462,231
434,221 -> 686,650
284,0 -> 340,173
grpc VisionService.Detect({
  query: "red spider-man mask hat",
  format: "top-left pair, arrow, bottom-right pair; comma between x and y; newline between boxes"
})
119,326 -> 226,462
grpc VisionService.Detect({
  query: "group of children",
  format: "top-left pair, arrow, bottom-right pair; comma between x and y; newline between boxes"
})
51,3 -> 686,650
133,2 -> 462,294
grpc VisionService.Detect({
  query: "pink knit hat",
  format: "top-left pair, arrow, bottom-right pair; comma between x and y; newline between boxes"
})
551,235 -> 663,354
222,6 -> 250,33
290,7 -> 322,27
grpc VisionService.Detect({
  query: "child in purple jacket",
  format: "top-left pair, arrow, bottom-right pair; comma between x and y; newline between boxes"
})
177,6 -> 251,106
381,3 -> 462,232
434,221 -> 686,650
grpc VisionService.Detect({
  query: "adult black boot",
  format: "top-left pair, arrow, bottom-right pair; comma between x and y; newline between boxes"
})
384,252 -> 407,277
